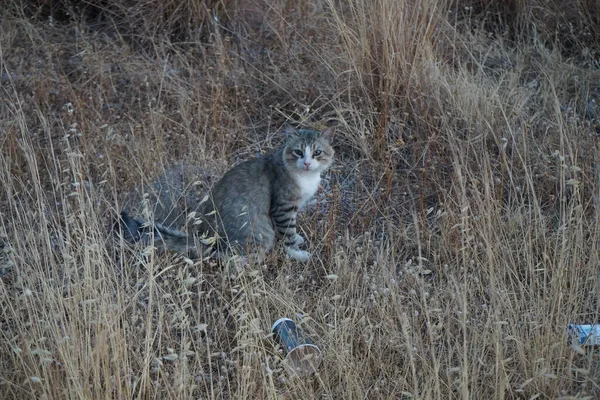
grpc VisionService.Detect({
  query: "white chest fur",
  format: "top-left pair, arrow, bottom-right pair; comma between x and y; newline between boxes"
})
294,172 -> 321,208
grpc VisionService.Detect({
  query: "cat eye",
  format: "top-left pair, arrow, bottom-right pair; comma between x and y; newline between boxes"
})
293,149 -> 304,157
313,150 -> 322,156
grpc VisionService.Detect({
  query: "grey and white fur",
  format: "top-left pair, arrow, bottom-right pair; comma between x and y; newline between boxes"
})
118,127 -> 335,262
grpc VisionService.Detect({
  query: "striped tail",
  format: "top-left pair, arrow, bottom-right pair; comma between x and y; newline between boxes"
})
116,211 -> 205,258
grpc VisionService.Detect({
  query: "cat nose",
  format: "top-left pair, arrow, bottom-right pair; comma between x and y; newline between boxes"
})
303,161 -> 311,168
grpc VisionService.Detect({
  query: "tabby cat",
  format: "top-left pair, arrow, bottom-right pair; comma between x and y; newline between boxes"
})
119,127 -> 335,262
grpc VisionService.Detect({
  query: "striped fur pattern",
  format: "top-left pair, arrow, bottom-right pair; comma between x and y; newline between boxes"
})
118,127 -> 335,262
118,211 -> 203,258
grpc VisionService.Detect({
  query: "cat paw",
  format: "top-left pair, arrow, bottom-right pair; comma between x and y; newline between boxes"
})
286,247 -> 310,262
292,233 -> 305,246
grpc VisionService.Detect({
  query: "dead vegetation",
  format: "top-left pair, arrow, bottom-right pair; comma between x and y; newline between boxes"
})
1,0 -> 600,398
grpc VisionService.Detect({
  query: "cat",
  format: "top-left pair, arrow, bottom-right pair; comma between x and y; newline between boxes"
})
118,126 -> 335,262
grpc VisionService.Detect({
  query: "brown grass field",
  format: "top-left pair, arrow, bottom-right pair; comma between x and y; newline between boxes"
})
2,0 -> 600,398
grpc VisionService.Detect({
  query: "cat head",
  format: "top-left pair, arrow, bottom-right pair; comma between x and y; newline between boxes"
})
283,126 -> 335,174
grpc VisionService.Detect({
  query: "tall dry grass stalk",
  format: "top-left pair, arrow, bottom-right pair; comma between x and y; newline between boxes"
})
1,0 -> 600,398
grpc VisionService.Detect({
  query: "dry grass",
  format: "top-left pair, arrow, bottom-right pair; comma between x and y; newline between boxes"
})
2,0 -> 600,398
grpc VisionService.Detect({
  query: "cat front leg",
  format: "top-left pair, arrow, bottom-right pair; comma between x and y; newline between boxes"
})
291,233 -> 305,246
272,206 -> 310,261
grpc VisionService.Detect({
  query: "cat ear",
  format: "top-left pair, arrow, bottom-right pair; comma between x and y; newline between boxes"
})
284,127 -> 300,138
320,126 -> 336,141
